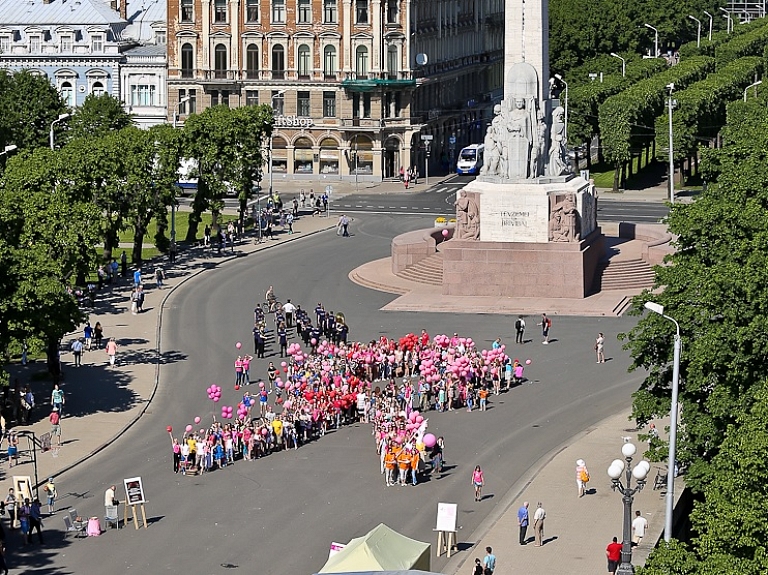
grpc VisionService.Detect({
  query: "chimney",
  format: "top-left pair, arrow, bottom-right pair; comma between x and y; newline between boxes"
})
110,0 -> 117,10
120,0 -> 127,20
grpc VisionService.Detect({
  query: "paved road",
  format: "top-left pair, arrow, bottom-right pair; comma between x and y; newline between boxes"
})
46,214 -> 642,575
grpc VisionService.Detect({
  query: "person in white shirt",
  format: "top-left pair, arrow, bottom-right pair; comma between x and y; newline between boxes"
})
104,485 -> 117,517
282,300 -> 297,328
632,510 -> 648,545
532,502 -> 546,546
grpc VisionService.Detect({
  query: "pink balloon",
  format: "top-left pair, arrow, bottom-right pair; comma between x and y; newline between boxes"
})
311,338 -> 317,345
442,229 -> 449,237
213,397 -> 220,402
185,424 -> 193,432
416,415 -> 424,424
259,382 -> 265,388
423,433 -> 437,448
194,416 -> 201,424
526,359 -> 532,365
281,361 -> 287,368
261,428 -> 269,436
236,342 -> 242,349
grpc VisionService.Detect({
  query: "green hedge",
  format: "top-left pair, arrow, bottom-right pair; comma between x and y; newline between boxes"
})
715,21 -> 768,67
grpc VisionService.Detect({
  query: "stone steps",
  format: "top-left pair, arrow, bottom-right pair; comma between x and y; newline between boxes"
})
598,258 -> 656,291
396,253 -> 444,286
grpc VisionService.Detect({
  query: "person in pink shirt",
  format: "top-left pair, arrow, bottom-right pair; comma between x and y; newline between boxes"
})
105,338 -> 118,367
234,356 -> 244,386
242,355 -> 253,385
472,465 -> 485,501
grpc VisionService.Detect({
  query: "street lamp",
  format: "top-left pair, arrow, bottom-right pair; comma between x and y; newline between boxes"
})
666,83 -> 676,204
744,80 -> 762,101
610,53 -> 626,77
719,7 -> 732,33
644,23 -> 659,57
554,74 -> 568,149
0,144 -> 18,156
607,441 -> 650,575
173,95 -> 192,129
49,113 -> 70,150
269,90 -> 286,196
688,15 -> 701,47
703,11 -> 713,41
643,300 -> 681,543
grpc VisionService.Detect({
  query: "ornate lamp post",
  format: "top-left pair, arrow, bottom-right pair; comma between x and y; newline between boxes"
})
607,441 -> 650,575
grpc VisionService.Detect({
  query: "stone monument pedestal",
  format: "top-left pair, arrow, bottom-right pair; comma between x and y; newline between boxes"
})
441,228 -> 604,298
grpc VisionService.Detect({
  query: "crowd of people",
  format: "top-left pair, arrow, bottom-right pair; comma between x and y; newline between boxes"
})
170,293 -> 533,483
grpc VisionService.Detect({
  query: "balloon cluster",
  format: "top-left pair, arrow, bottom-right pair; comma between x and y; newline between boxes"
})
207,385 -> 222,402
398,333 -> 419,351
221,405 -> 233,419
481,345 -> 508,377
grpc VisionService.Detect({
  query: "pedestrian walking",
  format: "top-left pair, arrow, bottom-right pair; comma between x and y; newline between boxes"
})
514,315 -> 526,344
155,266 -> 165,289
632,510 -> 648,546
472,465 -> 485,501
84,322 -> 93,351
105,337 -> 118,367
94,321 -> 103,349
576,458 -> 590,497
43,477 -> 57,514
538,313 -> 552,344
234,356 -> 244,386
133,267 -> 142,289
29,498 -> 44,543
483,547 -> 496,575
472,558 -> 483,575
595,332 -> 605,363
120,250 -> 127,277
71,338 -> 83,367
517,501 -> 529,545
50,383 -> 65,416
532,501 -> 546,546
606,536 -> 622,574
49,407 -> 62,446
7,431 -> 18,468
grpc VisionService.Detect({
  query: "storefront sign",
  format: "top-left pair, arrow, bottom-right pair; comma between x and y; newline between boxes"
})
274,115 -> 314,128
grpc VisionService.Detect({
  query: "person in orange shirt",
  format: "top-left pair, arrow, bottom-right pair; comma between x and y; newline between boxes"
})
479,388 -> 489,412
384,446 -> 397,487
397,448 -> 411,486
410,450 -> 420,486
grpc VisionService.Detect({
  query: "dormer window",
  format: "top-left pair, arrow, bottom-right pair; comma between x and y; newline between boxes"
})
60,35 -> 72,52
155,30 -> 166,44
0,36 -> 9,54
91,34 -> 103,53
30,35 -> 41,53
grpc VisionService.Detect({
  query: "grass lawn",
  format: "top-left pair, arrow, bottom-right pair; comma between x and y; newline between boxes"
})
117,209 -> 244,244
587,151 -> 656,189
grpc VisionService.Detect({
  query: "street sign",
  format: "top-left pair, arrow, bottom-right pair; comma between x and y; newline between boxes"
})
421,135 -> 434,141
449,136 -> 456,145
325,185 -> 333,195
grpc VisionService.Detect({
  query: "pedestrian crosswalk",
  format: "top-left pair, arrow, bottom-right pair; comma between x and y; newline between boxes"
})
425,183 -> 467,194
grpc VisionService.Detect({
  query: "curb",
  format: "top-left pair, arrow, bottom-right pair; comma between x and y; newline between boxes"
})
41,223 -> 335,487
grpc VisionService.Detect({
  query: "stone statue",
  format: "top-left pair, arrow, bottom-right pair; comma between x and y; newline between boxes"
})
547,106 -> 569,177
532,110 -> 547,178
548,193 -> 580,242
506,97 -> 532,179
455,190 -> 480,240
480,125 -> 500,176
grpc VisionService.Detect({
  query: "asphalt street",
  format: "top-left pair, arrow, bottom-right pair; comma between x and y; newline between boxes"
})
43,214 -> 644,575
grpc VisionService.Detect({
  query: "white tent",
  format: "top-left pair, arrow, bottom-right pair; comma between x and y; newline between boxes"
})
317,524 -> 431,574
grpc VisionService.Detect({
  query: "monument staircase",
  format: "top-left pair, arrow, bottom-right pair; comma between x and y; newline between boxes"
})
595,258 -> 656,291
395,252 -> 444,286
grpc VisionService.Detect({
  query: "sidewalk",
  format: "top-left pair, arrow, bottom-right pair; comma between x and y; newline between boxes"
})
4,211 -> 336,491
443,410 -> 681,575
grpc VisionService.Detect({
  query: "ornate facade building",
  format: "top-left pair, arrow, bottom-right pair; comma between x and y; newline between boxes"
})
167,0 -> 502,181
0,0 -> 167,127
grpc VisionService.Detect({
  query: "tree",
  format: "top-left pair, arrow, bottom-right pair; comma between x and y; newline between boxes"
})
66,93 -> 133,141
0,69 -> 67,151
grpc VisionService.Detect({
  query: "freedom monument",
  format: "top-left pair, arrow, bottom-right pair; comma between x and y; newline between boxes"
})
392,0 -> 603,298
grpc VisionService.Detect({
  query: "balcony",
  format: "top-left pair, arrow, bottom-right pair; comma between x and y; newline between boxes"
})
381,116 -> 422,127
200,69 -> 242,87
341,70 -> 416,91
340,118 -> 382,129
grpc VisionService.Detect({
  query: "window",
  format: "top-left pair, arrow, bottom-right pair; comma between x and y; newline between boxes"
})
155,30 -> 167,44
353,93 -> 371,118
298,0 -> 311,23
246,90 -> 259,106
323,45 -> 336,76
214,44 -> 228,78
179,88 -> 197,114
0,36 -> 9,54
246,0 -> 259,22
181,43 -> 194,77
60,35 -> 72,53
214,0 -> 228,22
30,35 -> 41,53
323,0 -> 337,23
355,45 -> 368,76
271,90 -> 284,114
386,0 -> 398,23
363,93 -> 371,117
91,34 -> 103,53
387,45 -> 398,75
131,84 -> 156,106
92,81 -> 106,96
297,91 -> 310,117
272,0 -> 285,22
60,81 -> 74,107
323,91 -> 336,117
181,0 -> 193,21
355,0 -> 368,23
297,44 -> 310,78
211,90 -> 229,106
221,90 -> 229,107
271,44 -> 285,79
246,44 -> 259,78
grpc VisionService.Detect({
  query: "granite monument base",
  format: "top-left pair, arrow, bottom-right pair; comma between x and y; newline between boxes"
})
441,228 -> 604,298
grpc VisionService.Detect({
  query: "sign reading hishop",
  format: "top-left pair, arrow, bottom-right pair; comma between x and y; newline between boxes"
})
274,115 -> 314,128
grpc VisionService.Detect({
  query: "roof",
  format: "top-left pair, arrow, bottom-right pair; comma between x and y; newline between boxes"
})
123,43 -> 165,56
0,0 -> 126,26
123,0 -> 166,43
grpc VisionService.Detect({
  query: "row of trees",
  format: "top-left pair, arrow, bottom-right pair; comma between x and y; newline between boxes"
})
0,71 -> 273,384
626,95 -> 768,574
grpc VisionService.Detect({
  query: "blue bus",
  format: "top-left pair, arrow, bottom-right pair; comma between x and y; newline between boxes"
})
456,144 -> 484,175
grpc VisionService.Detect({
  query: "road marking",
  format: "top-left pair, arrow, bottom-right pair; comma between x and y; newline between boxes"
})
377,205 -> 385,208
